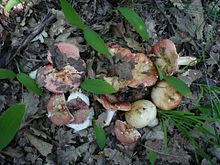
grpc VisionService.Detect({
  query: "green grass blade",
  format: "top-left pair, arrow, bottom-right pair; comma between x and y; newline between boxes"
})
60,0 -> 85,29
83,28 -> 111,57
0,68 -> 16,79
164,76 -> 192,98
175,124 -> 214,164
117,7 -> 149,42
16,73 -> 42,96
154,63 -> 164,80
93,120 -> 106,150
81,79 -> 117,94
160,119 -> 168,152
0,103 -> 27,151
147,151 -> 158,165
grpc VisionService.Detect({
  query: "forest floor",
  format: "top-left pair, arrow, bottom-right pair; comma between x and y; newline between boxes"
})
0,0 -> 220,164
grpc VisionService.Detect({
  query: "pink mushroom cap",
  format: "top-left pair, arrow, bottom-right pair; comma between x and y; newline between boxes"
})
114,120 -> 141,145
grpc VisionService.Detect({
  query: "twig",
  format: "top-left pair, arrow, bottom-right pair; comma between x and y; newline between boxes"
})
6,12 -> 55,66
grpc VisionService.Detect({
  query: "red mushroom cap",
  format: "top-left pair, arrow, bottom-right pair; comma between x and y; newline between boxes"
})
114,120 -> 141,145
67,98 -> 91,124
47,42 -> 80,63
47,94 -> 74,126
151,39 -> 178,75
47,92 -> 92,126
151,80 -> 183,110
98,94 -> 131,111
107,44 -> 158,88
37,43 -> 85,93
128,53 -> 158,88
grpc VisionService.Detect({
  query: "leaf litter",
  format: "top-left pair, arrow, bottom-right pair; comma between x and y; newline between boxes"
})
0,0 -> 220,164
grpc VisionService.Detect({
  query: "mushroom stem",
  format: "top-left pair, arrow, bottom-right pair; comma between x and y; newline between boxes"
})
104,110 -> 115,126
178,57 -> 197,66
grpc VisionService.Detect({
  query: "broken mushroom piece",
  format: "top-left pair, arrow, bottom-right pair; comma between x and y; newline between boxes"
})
151,80 -> 183,110
151,39 -> 197,75
105,44 -> 158,89
37,64 -> 83,93
47,91 -> 94,131
66,91 -> 94,131
97,94 -> 131,126
125,100 -> 157,128
47,94 -> 74,126
114,120 -> 141,145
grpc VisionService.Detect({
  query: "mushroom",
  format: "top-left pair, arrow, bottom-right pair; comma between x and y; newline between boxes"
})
151,39 -> 197,75
97,94 -> 131,126
104,44 -> 158,90
47,91 -> 94,131
125,100 -> 157,128
114,120 -> 141,145
47,94 -> 74,126
151,80 -> 183,110
35,42 -> 86,93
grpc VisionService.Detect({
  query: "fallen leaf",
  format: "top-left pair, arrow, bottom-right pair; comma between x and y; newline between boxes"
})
124,37 -> 144,52
57,143 -> 90,164
22,92 -> 40,121
178,69 -> 202,86
0,95 -> 6,112
170,0 -> 205,40
25,132 -> 53,156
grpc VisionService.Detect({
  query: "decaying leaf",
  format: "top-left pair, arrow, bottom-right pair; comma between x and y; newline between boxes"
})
0,95 -> 6,112
25,132 -> 53,156
178,69 -> 202,86
170,0 -> 205,40
142,125 -> 164,140
104,148 -> 132,165
145,139 -> 191,164
57,143 -> 90,164
22,92 -> 40,121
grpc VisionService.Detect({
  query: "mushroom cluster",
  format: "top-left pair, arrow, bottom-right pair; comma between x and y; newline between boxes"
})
96,39 -> 196,145
30,39 -> 196,145
30,42 -> 94,131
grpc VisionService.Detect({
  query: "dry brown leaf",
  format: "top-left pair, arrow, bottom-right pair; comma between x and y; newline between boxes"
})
22,92 -> 40,121
25,132 -> 53,156
170,0 -> 205,40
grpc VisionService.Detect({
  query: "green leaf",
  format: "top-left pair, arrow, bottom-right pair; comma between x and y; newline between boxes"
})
147,151 -> 158,165
81,79 -> 117,94
154,63 -> 164,80
16,73 -> 42,96
93,120 -> 106,150
0,103 -> 27,151
4,0 -> 25,12
0,68 -> 16,79
83,28 -> 111,57
60,0 -> 85,29
164,76 -> 191,98
117,7 -> 149,42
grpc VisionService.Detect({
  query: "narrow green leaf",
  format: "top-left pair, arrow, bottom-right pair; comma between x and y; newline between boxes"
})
0,68 -> 16,79
16,73 -> 42,96
4,0 -> 25,12
60,0 -> 85,29
83,28 -> 111,57
164,76 -> 191,98
93,121 -> 106,150
0,103 -> 27,151
154,63 -> 164,80
81,79 -> 117,94
117,7 -> 149,41
147,151 -> 158,165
